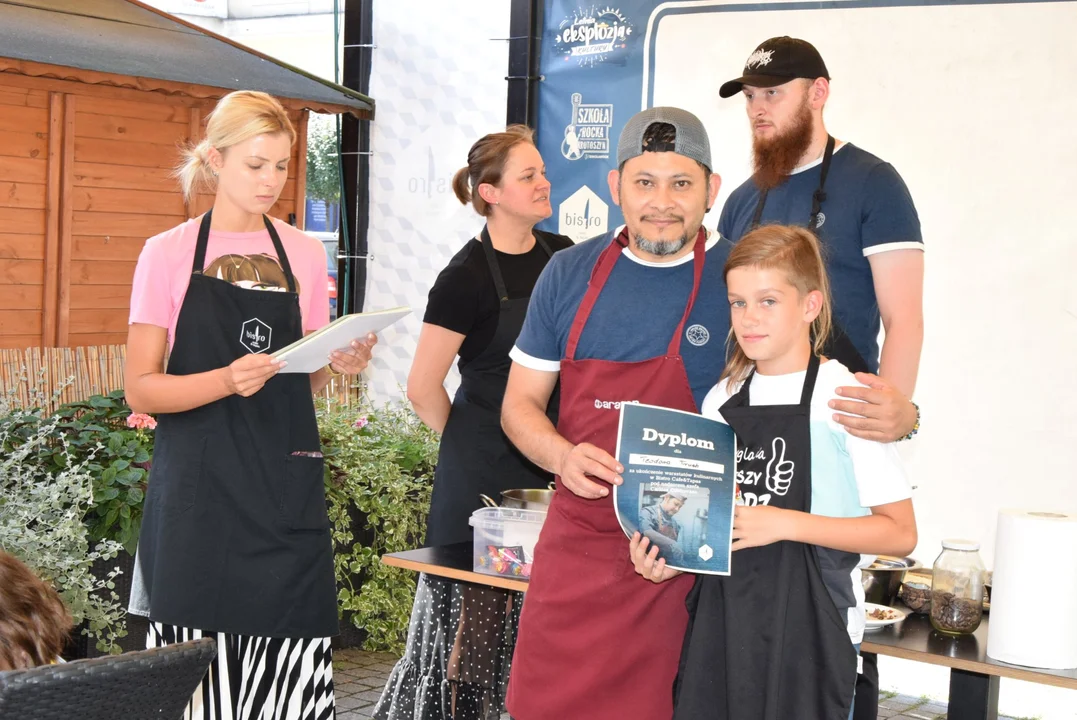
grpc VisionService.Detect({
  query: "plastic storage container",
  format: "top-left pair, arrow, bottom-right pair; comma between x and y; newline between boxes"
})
930,538 -> 986,635
469,506 -> 548,579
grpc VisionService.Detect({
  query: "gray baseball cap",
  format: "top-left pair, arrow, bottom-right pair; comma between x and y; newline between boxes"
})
616,106 -> 712,172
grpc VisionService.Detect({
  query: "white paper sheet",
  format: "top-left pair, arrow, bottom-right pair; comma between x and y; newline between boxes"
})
273,307 -> 411,374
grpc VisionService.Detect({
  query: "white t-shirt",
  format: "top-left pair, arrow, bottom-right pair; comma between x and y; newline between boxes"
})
701,359 -> 912,643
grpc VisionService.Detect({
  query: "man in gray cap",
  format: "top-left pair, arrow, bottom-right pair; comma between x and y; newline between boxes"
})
500,106 -> 730,720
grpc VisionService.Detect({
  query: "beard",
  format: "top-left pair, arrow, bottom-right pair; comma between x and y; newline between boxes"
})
619,182 -> 708,258
635,229 -> 690,257
751,97 -> 814,191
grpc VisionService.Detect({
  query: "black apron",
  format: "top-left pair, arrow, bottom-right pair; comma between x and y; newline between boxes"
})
425,227 -> 557,547
673,355 -> 858,720
136,210 -> 337,639
751,136 -> 870,374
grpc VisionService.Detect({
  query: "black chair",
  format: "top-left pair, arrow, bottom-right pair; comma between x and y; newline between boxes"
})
0,637 -> 216,719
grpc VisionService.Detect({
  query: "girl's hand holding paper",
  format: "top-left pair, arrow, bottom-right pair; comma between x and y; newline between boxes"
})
328,333 -> 378,376
223,353 -> 285,397
629,532 -> 682,584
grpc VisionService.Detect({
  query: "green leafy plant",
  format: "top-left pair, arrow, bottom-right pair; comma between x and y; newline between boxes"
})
0,393 -> 127,653
51,390 -> 154,554
306,113 -> 342,204
319,395 -> 437,654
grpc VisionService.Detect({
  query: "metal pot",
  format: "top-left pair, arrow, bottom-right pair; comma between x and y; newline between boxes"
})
861,555 -> 921,606
479,483 -> 555,511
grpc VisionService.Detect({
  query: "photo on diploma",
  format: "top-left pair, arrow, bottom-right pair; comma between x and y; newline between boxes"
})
614,403 -> 737,575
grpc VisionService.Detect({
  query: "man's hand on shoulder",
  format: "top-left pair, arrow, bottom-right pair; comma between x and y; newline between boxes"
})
829,372 -> 916,443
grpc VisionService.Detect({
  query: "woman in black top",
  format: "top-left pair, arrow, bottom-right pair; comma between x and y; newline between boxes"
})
374,126 -> 570,720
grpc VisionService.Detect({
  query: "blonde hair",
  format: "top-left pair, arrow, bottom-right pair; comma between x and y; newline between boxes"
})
452,124 -> 535,217
175,90 -> 297,203
720,224 -> 833,390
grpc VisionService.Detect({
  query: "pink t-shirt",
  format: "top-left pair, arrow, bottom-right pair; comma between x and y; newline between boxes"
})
129,216 -> 331,347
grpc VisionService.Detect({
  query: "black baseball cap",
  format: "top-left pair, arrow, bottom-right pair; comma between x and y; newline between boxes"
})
719,36 -> 830,98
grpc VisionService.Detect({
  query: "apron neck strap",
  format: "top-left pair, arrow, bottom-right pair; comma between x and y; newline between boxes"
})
533,231 -> 554,257
808,135 -> 836,231
800,352 -> 821,406
191,210 -> 297,294
666,226 -> 708,356
479,225 -> 552,309
565,226 -> 708,361
479,225 -> 510,307
750,189 -> 769,230
264,216 -> 297,294
734,351 -> 822,407
750,135 -> 836,231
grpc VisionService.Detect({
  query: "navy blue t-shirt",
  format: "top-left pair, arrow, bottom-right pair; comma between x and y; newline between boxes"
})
718,143 -> 922,371
511,230 -> 733,410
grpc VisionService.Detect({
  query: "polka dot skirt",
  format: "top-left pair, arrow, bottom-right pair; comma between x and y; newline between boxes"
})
372,574 -> 522,720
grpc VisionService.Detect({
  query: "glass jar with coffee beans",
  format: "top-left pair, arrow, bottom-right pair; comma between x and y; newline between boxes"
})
930,539 -> 986,635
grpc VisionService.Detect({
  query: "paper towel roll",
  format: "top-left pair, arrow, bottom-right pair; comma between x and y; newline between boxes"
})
986,509 -> 1077,669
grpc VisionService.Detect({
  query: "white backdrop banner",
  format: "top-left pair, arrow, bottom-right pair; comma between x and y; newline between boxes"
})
364,0 -> 511,405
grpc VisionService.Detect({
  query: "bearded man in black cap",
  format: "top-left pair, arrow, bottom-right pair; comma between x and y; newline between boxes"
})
718,36 -> 926,720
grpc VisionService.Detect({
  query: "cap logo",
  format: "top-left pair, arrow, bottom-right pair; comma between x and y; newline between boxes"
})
744,48 -> 774,71
642,134 -> 676,153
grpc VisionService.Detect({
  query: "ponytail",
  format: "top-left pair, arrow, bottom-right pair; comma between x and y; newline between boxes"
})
452,166 -> 471,206
175,139 -> 217,204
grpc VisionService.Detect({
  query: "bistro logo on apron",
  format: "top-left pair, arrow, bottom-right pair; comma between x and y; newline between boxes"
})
134,210 -> 338,639
240,318 -> 273,353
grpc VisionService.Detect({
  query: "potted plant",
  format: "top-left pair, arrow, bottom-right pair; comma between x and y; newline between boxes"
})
48,389 -> 155,656
319,395 -> 438,654
52,389 -> 154,555
0,392 -> 127,655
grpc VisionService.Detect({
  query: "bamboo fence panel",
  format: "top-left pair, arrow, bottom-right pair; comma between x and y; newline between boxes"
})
0,345 -> 360,412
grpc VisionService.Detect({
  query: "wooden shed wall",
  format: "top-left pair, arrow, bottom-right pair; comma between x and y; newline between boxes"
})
0,84 -> 49,349
0,68 -> 307,350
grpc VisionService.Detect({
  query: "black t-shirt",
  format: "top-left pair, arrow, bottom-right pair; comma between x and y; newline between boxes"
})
423,229 -> 574,364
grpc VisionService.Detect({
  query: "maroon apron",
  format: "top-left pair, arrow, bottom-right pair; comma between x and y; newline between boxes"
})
506,228 -> 706,720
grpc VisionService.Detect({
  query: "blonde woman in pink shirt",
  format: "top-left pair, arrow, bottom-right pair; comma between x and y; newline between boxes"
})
124,90 -> 374,720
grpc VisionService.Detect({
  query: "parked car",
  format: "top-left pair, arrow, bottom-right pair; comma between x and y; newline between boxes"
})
309,231 -> 339,319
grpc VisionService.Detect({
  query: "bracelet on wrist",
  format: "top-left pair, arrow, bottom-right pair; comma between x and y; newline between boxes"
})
898,401 -> 920,441
324,363 -> 344,378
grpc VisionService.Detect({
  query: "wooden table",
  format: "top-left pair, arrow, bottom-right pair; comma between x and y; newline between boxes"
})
381,542 -> 529,593
861,609 -> 1077,720
383,545 -> 1077,718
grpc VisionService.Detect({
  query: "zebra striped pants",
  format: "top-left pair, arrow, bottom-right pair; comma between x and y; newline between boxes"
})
148,622 -> 335,720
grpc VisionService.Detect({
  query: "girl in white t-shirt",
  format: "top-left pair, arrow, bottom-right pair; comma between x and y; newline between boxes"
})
630,224 -> 917,720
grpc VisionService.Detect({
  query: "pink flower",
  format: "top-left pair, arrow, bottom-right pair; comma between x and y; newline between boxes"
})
126,413 -> 157,430
354,416 -> 369,430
